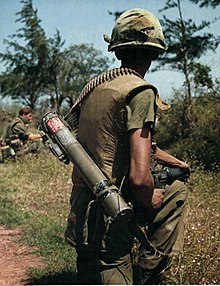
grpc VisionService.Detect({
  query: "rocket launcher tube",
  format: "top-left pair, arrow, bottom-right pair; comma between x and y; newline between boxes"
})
40,111 -> 133,223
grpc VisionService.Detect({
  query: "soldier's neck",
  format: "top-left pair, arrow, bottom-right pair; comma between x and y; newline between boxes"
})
121,62 -> 149,78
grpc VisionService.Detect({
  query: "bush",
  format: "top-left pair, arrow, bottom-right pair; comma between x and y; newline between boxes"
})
156,90 -> 220,169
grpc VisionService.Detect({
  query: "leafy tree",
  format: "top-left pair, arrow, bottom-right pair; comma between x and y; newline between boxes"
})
0,0 -> 50,109
155,0 -> 220,143
46,44 -> 112,110
189,91 -> 220,168
156,91 -> 192,147
156,79 -> 220,169
0,0 -> 112,111
41,30 -> 65,110
158,0 -> 220,100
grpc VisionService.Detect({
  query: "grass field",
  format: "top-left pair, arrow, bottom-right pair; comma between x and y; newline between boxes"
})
0,148 -> 219,285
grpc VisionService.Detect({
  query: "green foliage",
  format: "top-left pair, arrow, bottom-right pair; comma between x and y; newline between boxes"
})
156,91 -> 191,146
187,93 -> 220,168
0,0 -> 50,108
161,17 -> 218,63
190,63 -> 213,89
46,43 -> 112,110
156,84 -> 220,169
158,0 -> 220,99
0,0 -> 112,111
154,0 -> 220,169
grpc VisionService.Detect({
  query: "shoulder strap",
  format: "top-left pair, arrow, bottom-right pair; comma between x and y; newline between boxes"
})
65,68 -> 142,117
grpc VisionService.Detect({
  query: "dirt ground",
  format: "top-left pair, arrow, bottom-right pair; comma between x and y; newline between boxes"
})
0,225 -> 44,286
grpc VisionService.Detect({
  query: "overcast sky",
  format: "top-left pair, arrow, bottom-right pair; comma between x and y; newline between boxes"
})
1,0 -> 220,100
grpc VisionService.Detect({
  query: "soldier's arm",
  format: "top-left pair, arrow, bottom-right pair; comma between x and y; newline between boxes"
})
129,126 -> 154,208
127,89 -> 166,209
12,122 -> 41,141
28,133 -> 42,141
153,145 -> 190,169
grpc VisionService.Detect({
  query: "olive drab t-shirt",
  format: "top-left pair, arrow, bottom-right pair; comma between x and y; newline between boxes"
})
126,88 -> 155,131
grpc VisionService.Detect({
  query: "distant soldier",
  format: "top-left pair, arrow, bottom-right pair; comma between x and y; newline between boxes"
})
4,106 -> 42,159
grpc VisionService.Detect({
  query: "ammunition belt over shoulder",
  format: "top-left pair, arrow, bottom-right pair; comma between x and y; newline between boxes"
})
65,68 -> 142,135
66,68 -> 142,116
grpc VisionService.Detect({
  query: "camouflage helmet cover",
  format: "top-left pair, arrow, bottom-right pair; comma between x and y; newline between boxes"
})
104,8 -> 167,52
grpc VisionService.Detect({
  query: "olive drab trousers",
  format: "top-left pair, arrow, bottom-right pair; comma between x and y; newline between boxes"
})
136,180 -> 188,277
65,186 -> 134,284
65,180 -> 188,285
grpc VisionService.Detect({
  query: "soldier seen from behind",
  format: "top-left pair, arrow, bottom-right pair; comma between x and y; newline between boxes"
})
64,8 -> 190,285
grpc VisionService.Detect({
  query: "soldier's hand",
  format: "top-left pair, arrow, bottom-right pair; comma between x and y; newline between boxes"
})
151,188 -> 165,209
178,160 -> 190,169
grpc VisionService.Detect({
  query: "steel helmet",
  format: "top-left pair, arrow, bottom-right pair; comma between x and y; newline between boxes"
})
104,8 -> 167,52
